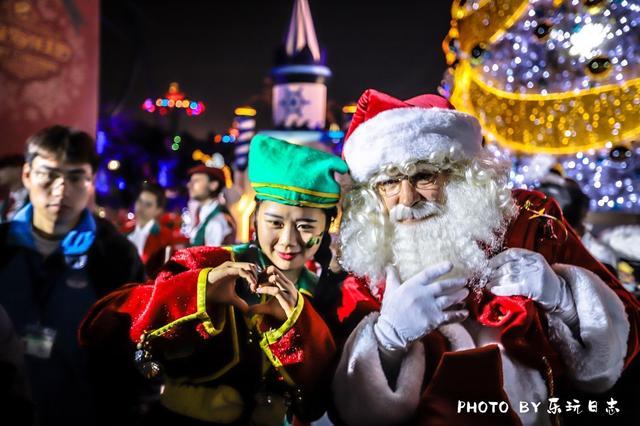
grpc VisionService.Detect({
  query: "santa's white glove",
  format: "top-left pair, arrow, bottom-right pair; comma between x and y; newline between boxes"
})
374,262 -> 469,352
488,248 -> 578,327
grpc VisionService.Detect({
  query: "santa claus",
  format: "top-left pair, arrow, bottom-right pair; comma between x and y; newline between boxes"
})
331,89 -> 640,426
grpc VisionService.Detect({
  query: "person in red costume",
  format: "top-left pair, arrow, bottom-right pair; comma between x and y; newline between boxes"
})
80,135 -> 348,425
331,89 -> 640,426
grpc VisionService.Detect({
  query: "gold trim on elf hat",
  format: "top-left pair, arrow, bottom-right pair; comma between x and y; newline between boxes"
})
248,135 -> 348,208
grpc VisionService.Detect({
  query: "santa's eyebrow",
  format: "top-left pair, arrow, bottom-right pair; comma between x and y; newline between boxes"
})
371,173 -> 399,184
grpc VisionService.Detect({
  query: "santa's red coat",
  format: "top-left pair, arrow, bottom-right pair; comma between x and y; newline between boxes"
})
332,189 -> 640,425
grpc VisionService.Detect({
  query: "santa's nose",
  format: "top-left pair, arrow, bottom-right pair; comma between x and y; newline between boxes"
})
398,179 -> 421,207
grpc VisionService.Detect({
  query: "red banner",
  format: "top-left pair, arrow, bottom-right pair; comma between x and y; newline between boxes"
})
0,0 -> 100,156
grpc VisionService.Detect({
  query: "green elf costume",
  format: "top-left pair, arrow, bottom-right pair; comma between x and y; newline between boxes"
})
79,135 -> 348,425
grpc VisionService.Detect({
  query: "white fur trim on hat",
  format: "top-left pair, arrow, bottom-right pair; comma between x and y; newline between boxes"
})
343,107 -> 483,182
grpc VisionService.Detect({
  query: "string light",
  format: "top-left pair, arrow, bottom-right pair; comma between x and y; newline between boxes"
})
499,144 -> 640,213
107,160 -> 120,171
234,106 -> 257,117
142,82 -> 205,116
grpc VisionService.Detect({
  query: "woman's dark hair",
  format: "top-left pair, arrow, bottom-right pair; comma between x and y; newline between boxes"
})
313,224 -> 346,318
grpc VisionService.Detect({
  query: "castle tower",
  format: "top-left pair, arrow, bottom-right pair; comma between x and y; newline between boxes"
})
271,0 -> 331,131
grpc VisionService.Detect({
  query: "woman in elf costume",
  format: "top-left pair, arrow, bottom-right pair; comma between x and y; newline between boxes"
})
79,135 -> 348,425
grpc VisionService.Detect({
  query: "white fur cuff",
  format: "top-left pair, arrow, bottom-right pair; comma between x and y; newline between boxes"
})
332,313 -> 425,425
547,264 -> 630,392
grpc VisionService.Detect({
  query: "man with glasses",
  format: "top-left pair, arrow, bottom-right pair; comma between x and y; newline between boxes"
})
124,181 -> 181,278
330,90 -> 640,425
0,125 -> 146,426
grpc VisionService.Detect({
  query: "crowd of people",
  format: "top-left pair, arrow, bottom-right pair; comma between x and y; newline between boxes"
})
1,90 -> 639,426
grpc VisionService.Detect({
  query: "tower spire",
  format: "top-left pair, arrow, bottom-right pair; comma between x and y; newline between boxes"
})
285,0 -> 321,64
271,0 -> 331,131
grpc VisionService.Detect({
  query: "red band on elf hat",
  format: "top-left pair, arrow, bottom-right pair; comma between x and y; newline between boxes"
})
343,89 -> 483,182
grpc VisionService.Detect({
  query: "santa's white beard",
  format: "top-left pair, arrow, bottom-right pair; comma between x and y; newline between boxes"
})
393,181 -> 509,286
392,180 -> 508,284
339,176 -> 513,295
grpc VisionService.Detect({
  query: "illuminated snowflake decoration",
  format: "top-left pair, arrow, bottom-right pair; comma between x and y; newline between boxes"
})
278,86 -> 310,119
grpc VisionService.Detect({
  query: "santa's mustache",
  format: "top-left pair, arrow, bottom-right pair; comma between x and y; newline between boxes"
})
390,201 -> 444,223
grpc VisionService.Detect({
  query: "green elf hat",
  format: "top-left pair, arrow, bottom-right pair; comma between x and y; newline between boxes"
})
248,135 -> 348,208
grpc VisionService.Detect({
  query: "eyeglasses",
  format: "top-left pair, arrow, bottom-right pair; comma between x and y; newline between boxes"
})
375,171 -> 442,198
32,168 -> 92,189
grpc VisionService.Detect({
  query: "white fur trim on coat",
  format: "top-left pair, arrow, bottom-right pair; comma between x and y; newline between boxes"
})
332,313 -> 425,426
343,107 -> 483,182
546,264 -> 630,393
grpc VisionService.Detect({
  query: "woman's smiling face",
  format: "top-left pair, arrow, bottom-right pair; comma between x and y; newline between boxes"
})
256,200 -> 327,272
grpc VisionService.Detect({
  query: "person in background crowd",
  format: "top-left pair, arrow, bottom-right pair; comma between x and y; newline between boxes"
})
0,154 -> 28,222
123,182 -> 178,278
187,165 -> 236,246
79,135 -> 345,425
537,170 -> 619,274
0,125 -> 146,426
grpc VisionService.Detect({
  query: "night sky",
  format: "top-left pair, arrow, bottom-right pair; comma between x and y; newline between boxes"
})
100,0 -> 454,138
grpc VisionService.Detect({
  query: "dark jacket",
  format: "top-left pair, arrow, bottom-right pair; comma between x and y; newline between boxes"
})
0,303 -> 34,426
0,205 -> 146,426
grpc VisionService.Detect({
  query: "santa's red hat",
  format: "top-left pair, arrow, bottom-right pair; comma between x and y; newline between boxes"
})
343,89 -> 483,182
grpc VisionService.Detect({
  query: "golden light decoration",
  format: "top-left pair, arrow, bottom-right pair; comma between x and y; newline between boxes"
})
451,62 -> 640,154
230,192 -> 256,243
192,149 -> 204,161
107,159 -> 120,170
222,165 -> 233,188
234,106 -> 257,117
444,0 -> 640,155
448,0 -> 530,58
341,104 -> 357,114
